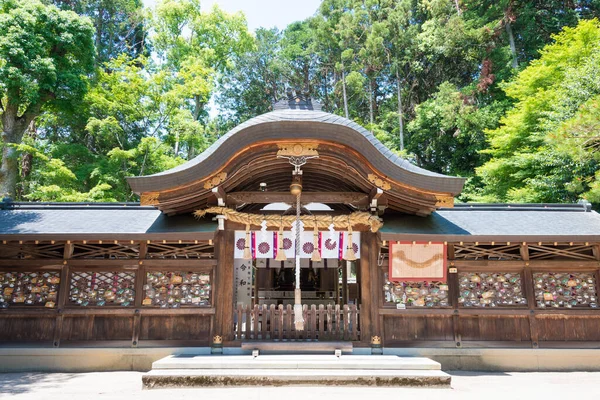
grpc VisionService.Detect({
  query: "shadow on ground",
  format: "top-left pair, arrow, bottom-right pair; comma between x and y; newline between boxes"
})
0,373 -> 77,395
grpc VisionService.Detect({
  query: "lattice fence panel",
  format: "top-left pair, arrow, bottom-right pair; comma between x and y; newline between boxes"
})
142,272 -> 211,308
534,272 -> 598,308
458,272 -> 527,307
383,273 -> 449,307
0,272 -> 60,308
69,271 -> 135,306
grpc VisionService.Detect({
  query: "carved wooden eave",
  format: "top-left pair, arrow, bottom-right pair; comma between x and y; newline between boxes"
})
127,109 -> 464,215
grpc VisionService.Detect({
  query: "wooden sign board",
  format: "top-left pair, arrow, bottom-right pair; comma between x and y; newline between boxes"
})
389,241 -> 447,282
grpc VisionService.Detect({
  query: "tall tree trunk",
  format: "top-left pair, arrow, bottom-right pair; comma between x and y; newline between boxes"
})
95,10 -> 104,67
303,63 -> 310,94
368,79 -> 374,127
1,103 -> 40,198
341,62 -> 349,119
0,142 -> 18,199
20,120 -> 37,179
322,67 -> 329,111
505,21 -> 518,69
396,70 -> 404,151
454,0 -> 461,15
1,113 -> 26,198
193,95 -> 203,121
174,133 -> 180,156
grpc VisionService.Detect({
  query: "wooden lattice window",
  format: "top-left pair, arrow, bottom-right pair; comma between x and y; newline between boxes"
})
0,241 -> 65,259
146,241 -> 214,259
70,242 -> 140,259
383,273 -> 449,307
527,243 -> 596,261
69,271 -> 136,307
453,243 -> 522,260
458,272 -> 527,307
533,272 -> 598,308
0,272 -> 60,308
142,271 -> 211,308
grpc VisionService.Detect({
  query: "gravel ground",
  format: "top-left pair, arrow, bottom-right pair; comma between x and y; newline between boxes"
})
0,371 -> 599,400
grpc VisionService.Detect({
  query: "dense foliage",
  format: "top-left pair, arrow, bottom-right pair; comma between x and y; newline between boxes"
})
1,0 -> 600,206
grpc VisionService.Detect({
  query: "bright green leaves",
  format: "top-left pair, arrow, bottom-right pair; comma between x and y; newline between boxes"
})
476,20 -> 600,203
0,0 -> 94,108
407,82 -> 502,177
0,0 -> 95,197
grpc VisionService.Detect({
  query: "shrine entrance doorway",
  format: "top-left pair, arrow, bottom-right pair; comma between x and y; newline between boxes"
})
231,230 -> 361,341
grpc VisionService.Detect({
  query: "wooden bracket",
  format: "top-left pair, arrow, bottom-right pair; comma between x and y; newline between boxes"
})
212,186 -> 227,207
369,188 -> 383,213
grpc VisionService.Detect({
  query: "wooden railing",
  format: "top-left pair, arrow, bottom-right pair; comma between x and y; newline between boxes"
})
233,304 -> 360,341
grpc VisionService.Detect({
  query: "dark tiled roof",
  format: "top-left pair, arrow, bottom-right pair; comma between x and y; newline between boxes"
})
380,203 -> 600,241
127,109 -> 465,195
0,203 -> 216,240
1,202 -> 598,242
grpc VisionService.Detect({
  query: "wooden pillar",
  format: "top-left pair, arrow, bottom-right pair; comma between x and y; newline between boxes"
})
342,260 -> 348,305
448,244 -> 461,347
368,232 -> 382,343
214,229 -> 235,342
132,241 -> 147,347
359,231 -> 381,344
53,241 -> 73,348
523,263 -> 539,348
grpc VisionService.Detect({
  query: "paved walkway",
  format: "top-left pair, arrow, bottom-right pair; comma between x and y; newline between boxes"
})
0,371 -> 599,399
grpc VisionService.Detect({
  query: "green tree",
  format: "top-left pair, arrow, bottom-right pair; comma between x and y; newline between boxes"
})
151,0 -> 253,122
0,0 -> 95,198
218,28 -> 288,125
476,19 -> 600,203
406,82 -> 502,176
53,0 -> 148,65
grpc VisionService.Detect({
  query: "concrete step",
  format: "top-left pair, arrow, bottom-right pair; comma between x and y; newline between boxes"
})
151,355 -> 442,371
142,368 -> 451,388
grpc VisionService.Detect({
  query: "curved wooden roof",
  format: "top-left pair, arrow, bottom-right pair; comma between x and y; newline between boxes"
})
127,109 -> 465,216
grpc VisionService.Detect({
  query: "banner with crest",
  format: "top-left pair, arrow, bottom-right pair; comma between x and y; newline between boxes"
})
234,231 -> 360,260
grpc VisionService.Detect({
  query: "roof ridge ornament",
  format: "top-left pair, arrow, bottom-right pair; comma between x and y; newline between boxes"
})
273,87 -> 322,111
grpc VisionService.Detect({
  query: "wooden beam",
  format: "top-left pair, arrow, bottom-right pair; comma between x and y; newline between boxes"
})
227,191 -> 369,206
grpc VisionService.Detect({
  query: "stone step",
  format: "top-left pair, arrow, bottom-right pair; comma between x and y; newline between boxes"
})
151,355 -> 442,371
142,368 -> 451,388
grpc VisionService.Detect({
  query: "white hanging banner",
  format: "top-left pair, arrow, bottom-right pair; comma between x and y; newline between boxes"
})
321,232 -> 341,259
254,232 -> 275,259
343,231 -> 361,259
281,230 -> 296,259
299,231 -> 316,258
234,231 -> 247,259
234,231 -> 360,259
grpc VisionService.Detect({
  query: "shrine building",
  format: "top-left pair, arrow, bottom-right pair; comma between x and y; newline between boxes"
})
1,94 -> 600,370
